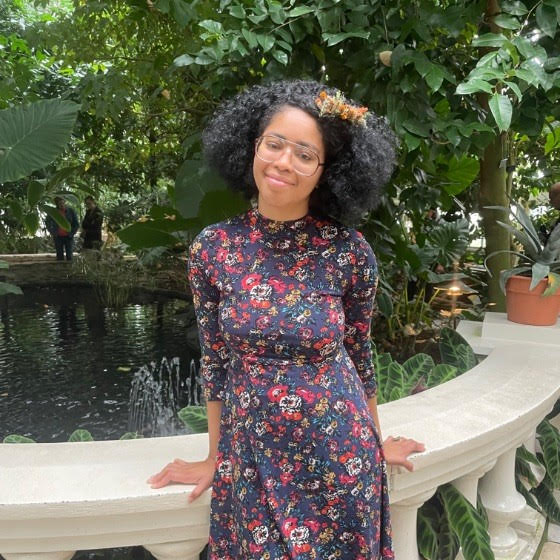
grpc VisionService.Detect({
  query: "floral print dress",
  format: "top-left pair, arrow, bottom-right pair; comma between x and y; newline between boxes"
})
189,208 -> 393,560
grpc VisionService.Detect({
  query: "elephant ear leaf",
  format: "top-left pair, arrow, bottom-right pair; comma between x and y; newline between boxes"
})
0,99 -> 80,184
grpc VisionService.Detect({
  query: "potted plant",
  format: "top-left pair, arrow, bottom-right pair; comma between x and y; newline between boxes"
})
484,202 -> 560,326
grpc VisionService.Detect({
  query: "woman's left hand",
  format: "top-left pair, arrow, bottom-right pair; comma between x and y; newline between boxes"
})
383,436 -> 425,471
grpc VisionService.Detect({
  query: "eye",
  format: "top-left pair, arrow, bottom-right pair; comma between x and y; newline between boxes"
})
295,149 -> 315,163
264,137 -> 283,151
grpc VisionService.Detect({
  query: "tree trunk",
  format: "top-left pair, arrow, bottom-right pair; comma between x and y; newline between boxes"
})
478,0 -> 510,312
479,133 -> 509,311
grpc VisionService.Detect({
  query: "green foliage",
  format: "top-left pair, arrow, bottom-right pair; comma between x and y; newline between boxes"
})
419,487 -> 492,560
76,250 -> 152,308
3,434 -> 36,443
178,405 -> 209,433
119,432 -> 144,440
68,429 -> 94,442
438,327 -> 477,374
515,422 -> 560,526
0,99 -> 80,184
0,260 -> 23,296
418,501 -> 440,559
439,484 -> 493,560
484,202 -> 560,294
537,420 -> 560,487
375,327 -> 477,404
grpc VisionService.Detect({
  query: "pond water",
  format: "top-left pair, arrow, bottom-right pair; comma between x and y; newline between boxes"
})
0,285 -> 201,441
0,285 -> 207,559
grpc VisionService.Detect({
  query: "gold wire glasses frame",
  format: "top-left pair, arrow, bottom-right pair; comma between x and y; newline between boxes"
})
255,135 -> 325,177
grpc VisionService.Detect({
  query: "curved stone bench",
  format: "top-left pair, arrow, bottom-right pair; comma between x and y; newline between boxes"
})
1,316 -> 559,559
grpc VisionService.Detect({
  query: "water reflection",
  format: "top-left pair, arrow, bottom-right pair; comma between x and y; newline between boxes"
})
0,286 -> 199,442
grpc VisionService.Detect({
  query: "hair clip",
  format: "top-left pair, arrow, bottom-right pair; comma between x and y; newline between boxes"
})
315,91 -> 369,126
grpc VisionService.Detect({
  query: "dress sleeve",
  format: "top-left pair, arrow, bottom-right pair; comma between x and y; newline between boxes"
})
188,232 -> 229,402
342,231 -> 378,398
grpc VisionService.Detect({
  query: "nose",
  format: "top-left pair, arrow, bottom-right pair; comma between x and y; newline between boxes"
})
273,146 -> 294,170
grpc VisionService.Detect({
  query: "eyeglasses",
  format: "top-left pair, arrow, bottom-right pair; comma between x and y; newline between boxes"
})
255,135 -> 324,177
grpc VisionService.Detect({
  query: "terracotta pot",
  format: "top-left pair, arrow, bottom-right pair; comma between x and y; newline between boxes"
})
506,275 -> 560,326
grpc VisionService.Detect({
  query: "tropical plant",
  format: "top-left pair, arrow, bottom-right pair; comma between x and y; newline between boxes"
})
484,201 -> 560,295
418,485 -> 493,560
0,260 -> 22,296
516,415 -> 560,525
75,249 -> 153,308
0,98 -> 88,237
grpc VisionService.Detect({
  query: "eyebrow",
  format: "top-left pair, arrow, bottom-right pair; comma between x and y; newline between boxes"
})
267,133 -> 321,154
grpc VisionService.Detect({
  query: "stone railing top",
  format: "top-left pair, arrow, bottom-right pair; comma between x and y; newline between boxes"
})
2,326 -> 559,512
0,433 -> 211,520
382,340 -> 560,501
458,312 -> 560,355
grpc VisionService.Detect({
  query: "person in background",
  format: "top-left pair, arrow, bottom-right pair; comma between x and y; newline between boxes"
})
46,196 -> 79,261
81,196 -> 104,249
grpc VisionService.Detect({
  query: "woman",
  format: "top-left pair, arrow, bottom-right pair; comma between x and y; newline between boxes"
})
149,80 -> 424,559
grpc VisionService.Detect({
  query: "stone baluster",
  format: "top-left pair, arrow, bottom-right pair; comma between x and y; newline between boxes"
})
478,448 -> 528,558
144,539 -> 208,560
452,460 -> 496,560
2,553 -> 75,560
390,488 -> 437,560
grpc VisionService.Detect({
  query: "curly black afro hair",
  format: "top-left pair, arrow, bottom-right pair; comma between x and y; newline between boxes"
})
202,80 -> 397,225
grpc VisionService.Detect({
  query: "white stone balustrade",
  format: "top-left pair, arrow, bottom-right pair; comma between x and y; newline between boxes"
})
1,313 -> 559,560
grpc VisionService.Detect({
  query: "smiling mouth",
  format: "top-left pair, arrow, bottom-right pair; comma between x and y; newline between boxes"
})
266,174 -> 293,187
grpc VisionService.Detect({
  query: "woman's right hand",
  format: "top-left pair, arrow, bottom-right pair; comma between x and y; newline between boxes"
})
147,457 -> 216,503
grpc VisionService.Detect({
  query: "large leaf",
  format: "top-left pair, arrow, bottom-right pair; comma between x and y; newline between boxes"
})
384,361 -> 406,402
427,363 -> 458,388
456,79 -> 494,95
439,484 -> 494,560
402,353 -> 435,391
175,159 -> 227,219
68,429 -> 94,442
443,156 -> 479,195
27,180 -> 45,206
532,474 -> 560,523
41,204 -> 71,234
417,501 -> 441,559
0,99 -> 80,183
117,222 -> 181,250
516,445 -> 545,489
472,33 -> 508,47
3,434 -> 35,443
439,327 -> 477,373
530,262 -> 550,290
537,420 -> 560,487
374,352 -> 393,404
437,499 -> 460,560
546,397 -> 560,421
489,93 -> 512,132
494,219 -> 540,259
536,4 -> 557,38
0,281 -> 23,296
178,405 -> 208,433
426,219 -> 470,267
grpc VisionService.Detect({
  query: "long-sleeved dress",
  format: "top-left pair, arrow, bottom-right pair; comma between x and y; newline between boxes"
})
188,208 -> 393,560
